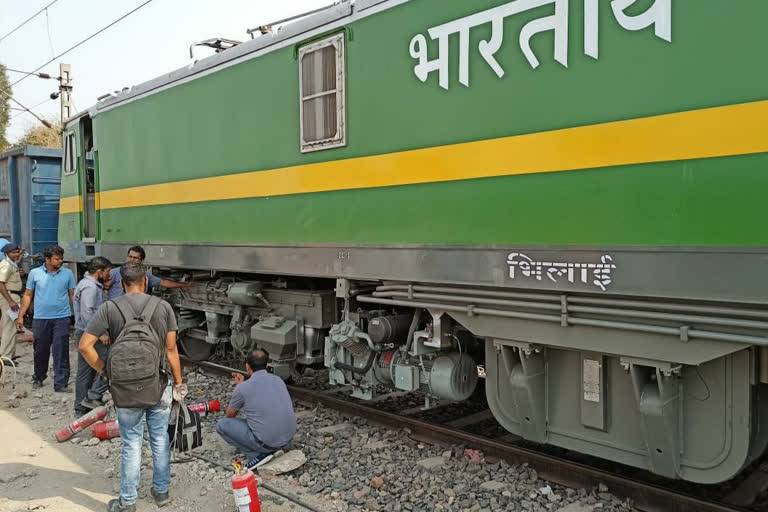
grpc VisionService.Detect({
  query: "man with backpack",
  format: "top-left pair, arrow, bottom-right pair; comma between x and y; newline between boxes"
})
78,262 -> 184,512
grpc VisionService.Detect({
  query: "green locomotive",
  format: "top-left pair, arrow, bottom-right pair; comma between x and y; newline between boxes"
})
58,0 -> 768,483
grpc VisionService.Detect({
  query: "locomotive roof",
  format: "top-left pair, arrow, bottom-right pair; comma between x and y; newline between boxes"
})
78,0 -> 403,121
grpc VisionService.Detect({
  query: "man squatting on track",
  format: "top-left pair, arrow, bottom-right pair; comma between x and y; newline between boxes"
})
216,348 -> 297,471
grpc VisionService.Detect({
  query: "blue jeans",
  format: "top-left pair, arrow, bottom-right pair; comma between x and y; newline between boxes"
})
73,329 -> 108,413
116,383 -> 172,505
216,417 -> 277,460
32,317 -> 71,389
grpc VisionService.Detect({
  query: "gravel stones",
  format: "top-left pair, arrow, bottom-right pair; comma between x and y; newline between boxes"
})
317,423 -> 354,435
284,398 -> 631,512
556,504 -> 601,512
416,456 -> 445,470
479,480 -> 508,492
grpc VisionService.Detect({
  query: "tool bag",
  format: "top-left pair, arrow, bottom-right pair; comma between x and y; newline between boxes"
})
105,296 -> 166,408
169,398 -> 203,453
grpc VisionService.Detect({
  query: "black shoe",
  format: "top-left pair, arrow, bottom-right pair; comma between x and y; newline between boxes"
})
31,378 -> 43,389
106,499 -> 135,512
80,398 -> 103,410
246,452 -> 274,471
74,408 -> 88,418
151,488 -> 171,507
54,386 -> 73,393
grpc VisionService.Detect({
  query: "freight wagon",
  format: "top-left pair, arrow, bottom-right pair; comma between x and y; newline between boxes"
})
0,144 -> 61,270
57,0 -> 768,483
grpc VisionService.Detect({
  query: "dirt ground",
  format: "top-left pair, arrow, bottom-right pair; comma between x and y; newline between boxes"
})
0,336 -> 336,512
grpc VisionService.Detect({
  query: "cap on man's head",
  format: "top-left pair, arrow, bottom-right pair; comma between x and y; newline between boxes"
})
2,243 -> 19,254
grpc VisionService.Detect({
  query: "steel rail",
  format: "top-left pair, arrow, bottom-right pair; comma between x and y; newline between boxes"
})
180,356 -> 749,512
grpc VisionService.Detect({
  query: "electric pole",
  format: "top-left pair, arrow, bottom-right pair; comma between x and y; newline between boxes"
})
59,63 -> 72,126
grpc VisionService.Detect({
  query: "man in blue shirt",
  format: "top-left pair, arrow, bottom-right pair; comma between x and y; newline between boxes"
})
16,245 -> 77,391
73,256 -> 112,416
105,246 -> 192,300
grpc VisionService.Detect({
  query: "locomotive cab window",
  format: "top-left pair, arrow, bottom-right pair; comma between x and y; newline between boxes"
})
63,132 -> 76,175
299,33 -> 346,153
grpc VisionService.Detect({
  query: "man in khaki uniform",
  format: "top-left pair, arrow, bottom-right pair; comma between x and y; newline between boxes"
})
0,243 -> 24,361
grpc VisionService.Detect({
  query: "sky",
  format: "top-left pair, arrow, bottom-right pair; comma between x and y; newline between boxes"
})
0,0 -> 331,142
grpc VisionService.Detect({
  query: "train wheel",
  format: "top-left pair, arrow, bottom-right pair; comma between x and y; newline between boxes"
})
179,336 -> 214,361
286,361 -> 307,384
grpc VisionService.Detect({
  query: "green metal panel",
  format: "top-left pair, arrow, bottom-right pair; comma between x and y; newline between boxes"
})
95,153 -> 768,246
66,0 -> 768,246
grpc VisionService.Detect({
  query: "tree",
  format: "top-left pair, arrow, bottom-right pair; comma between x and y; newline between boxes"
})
0,64 -> 9,152
16,119 -> 61,148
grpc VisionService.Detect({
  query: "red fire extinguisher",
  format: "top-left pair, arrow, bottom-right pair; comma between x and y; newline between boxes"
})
188,399 -> 221,415
92,419 -> 121,440
54,406 -> 108,442
231,461 -> 261,512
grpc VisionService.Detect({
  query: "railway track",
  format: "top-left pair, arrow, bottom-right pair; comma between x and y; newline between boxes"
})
180,356 -> 758,512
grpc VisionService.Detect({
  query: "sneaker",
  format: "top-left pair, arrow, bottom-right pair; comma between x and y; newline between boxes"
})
246,452 -> 274,470
31,378 -> 43,389
151,488 -> 171,507
74,408 -> 89,418
54,386 -> 73,393
106,498 -> 135,512
80,398 -> 103,410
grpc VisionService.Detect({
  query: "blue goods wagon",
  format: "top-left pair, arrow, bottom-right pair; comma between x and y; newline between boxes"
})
0,145 -> 62,269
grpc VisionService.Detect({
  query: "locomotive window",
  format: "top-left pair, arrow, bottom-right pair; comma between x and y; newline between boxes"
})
299,33 -> 346,153
63,132 -> 76,175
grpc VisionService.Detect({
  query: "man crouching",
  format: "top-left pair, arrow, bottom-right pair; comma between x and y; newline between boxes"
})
79,262 -> 184,512
217,349 -> 296,470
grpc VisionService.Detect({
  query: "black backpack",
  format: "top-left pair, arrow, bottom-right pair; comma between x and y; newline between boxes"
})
105,296 -> 166,408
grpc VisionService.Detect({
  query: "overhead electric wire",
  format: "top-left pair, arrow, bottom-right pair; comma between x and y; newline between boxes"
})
5,68 -> 54,79
8,0 -> 156,91
0,0 -> 60,44
44,7 -> 56,59
8,98 -> 52,121
0,90 -> 53,127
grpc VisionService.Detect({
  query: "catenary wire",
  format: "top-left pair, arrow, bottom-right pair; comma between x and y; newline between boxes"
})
0,90 -> 53,127
7,0 -> 156,92
0,0 -> 60,44
44,7 -> 56,59
8,98 -> 53,121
